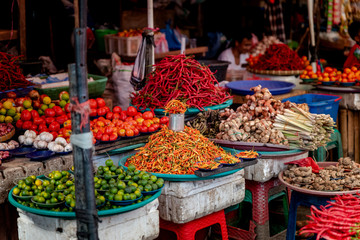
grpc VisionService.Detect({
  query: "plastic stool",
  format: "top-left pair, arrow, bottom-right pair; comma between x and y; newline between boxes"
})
311,128 -> 343,162
160,210 -> 228,240
286,190 -> 331,240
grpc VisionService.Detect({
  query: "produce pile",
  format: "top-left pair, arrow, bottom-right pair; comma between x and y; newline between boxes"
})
283,157 -> 360,191
274,105 -> 335,151
250,44 -> 305,71
126,125 -> 240,174
164,99 -> 188,114
0,151 -> 10,162
12,159 -> 163,212
0,52 -> 33,91
0,123 -> 14,138
250,36 -> 281,57
186,109 -> 221,138
131,54 -> 231,110
18,130 -> 72,152
300,194 -> 360,239
215,86 -> 292,144
0,140 -> 19,150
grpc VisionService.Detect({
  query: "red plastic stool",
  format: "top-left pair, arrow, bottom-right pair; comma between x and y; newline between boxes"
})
160,210 -> 229,240
246,178 -> 287,239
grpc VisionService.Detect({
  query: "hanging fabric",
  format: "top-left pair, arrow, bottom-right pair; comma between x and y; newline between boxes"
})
264,0 -> 286,42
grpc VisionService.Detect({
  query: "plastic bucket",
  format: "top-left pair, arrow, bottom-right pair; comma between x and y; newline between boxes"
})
95,29 -> 118,52
282,93 -> 342,123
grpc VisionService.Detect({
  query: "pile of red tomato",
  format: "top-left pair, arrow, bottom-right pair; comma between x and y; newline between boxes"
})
301,66 -> 360,85
90,106 -> 169,143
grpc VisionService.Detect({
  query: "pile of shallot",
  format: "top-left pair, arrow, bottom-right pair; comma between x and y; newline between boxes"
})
0,123 -> 14,137
250,36 -> 281,56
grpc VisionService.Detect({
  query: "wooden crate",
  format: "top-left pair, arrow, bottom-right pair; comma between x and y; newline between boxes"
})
339,109 -> 360,163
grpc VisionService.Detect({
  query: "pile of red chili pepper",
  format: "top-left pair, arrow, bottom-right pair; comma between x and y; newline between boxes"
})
300,194 -> 360,240
131,54 -> 231,110
251,44 -> 304,71
0,52 -> 33,91
125,125 -> 239,174
164,99 -> 188,114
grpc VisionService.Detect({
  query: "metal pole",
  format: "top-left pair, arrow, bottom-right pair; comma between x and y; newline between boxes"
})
69,0 -> 99,239
147,0 -> 155,65
307,0 -> 317,71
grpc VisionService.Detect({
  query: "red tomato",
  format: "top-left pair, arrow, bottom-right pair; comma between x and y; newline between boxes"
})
49,122 -> 61,132
67,113 -> 71,119
126,106 -> 137,117
101,134 -> 110,141
97,107 -> 106,116
104,119 -> 111,126
22,121 -> 33,130
139,125 -> 148,133
50,131 -> 58,140
52,106 -> 64,116
148,126 -> 155,132
152,123 -> 160,130
30,124 -> 38,131
143,111 -> 154,120
16,119 -> 24,129
118,129 -> 126,137
95,131 -> 103,140
44,108 -> 56,118
143,119 -> 152,127
133,128 -> 139,136
56,115 -> 68,125
96,121 -> 105,127
31,110 -> 40,119
125,129 -> 134,137
152,117 -> 160,124
90,108 -> 97,117
89,99 -> 97,109
96,98 -> 106,108
111,113 -> 119,120
109,133 -> 118,141
160,116 -> 169,124
33,117 -> 44,125
103,106 -> 110,113
64,103 -> 70,113
104,126 -> 113,135
125,117 -> 133,122
21,110 -> 32,121
113,106 -> 122,113
120,111 -> 127,121
38,124 -> 47,131
106,112 -> 114,120
136,117 -> 144,125
45,117 -> 56,125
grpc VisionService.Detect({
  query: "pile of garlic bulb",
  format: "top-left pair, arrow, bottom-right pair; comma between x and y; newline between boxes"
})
0,140 -> 19,150
18,131 -> 54,150
251,36 -> 282,56
47,137 -> 72,153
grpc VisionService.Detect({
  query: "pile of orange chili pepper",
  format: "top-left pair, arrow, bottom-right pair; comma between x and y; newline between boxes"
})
236,150 -> 259,159
164,99 -> 188,114
126,125 -> 239,174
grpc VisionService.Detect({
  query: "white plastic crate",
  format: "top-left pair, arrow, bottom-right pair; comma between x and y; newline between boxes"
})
104,34 -> 142,57
158,170 -> 245,224
244,151 -> 309,182
17,199 -> 159,240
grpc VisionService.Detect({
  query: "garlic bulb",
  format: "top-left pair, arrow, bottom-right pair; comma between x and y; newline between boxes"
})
8,140 -> 19,148
53,144 -> 64,152
7,143 -> 16,150
35,135 -> 41,141
24,130 -> 37,139
40,132 -> 53,142
24,137 -> 34,146
36,140 -> 48,149
18,135 -> 25,144
47,142 -> 56,151
0,143 -> 6,150
64,144 -> 72,152
55,137 -> 67,147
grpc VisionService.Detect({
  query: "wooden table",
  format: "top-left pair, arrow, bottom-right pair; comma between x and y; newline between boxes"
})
232,89 -> 308,105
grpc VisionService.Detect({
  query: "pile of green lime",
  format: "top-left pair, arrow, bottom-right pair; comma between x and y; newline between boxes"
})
46,170 -> 73,192
96,159 -> 124,179
65,190 -> 106,209
12,176 -> 39,199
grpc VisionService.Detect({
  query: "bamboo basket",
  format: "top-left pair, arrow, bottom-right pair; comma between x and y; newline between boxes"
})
0,128 -> 15,143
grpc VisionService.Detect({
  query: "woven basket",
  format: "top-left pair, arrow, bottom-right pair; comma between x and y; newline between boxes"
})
247,68 -> 303,76
0,128 -> 15,143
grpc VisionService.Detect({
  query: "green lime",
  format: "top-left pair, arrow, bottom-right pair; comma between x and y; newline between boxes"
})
118,174 -> 125,180
142,173 -> 150,181
4,116 -> 13,123
6,108 -> 16,117
129,185 -> 137,193
117,181 -> 126,190
108,194 -> 114,201
110,187 -> 118,194
40,104 -> 48,111
38,196 -> 46,203
0,115 -> 5,123
134,190 -> 141,198
23,100 -> 32,109
115,168 -> 123,175
123,194 -> 131,201
50,197 -> 58,203
144,184 -> 152,192
130,193 -> 137,200
110,165 -> 117,172
48,103 -> 55,109
151,184 -> 158,190
105,159 -> 113,167
124,186 -> 132,194
94,183 -> 101,189
0,108 -> 6,115
13,187 -> 20,195
138,185 -> 144,191
108,178 -> 116,184
132,175 -> 140,182
59,100 -> 67,108
128,164 -> 136,172
150,175 -> 157,183
114,194 -> 123,201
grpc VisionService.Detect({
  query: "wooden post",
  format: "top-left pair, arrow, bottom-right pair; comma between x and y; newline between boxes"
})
69,0 -> 99,239
348,110 -> 354,159
354,112 -> 360,163
19,0 -> 26,58
340,109 -> 348,157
